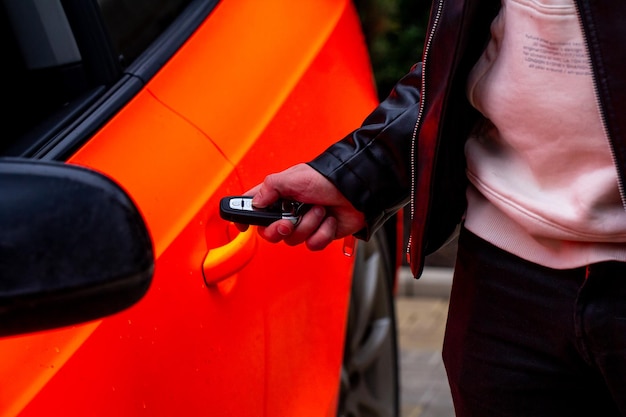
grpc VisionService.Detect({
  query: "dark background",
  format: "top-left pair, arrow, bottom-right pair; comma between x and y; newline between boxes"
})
354,0 -> 431,100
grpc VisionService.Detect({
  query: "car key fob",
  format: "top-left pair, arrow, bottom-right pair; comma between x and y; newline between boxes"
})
219,196 -> 312,226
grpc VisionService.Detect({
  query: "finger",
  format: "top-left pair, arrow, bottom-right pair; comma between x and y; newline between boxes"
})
243,184 -> 261,197
251,177 -> 282,208
256,219 -> 296,243
305,216 -> 338,251
234,222 -> 250,232
283,205 -> 326,246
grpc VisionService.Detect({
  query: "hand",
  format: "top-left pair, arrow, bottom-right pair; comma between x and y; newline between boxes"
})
241,163 -> 366,251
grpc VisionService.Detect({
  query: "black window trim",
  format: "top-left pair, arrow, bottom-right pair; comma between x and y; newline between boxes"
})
36,0 -> 221,161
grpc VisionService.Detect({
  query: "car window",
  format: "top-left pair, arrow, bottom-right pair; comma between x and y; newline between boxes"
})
0,0 -> 194,158
96,0 -> 192,68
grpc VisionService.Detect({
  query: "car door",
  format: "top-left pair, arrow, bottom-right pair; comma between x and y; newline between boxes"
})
0,0 -> 381,415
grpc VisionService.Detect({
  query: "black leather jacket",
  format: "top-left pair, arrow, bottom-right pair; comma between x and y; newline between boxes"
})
309,0 -> 626,277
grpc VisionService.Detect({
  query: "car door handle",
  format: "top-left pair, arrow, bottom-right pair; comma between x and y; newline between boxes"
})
203,228 -> 257,285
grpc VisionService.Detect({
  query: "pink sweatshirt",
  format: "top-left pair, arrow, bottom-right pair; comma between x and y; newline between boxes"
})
463,0 -> 626,268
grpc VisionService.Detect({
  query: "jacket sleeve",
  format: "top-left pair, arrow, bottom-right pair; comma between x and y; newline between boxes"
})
307,63 -> 423,240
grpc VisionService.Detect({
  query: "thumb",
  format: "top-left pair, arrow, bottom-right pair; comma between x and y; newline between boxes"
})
250,183 -> 280,208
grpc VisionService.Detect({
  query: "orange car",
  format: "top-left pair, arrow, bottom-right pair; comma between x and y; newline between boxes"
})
0,0 -> 399,416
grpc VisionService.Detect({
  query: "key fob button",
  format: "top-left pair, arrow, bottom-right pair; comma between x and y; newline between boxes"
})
229,198 -> 244,210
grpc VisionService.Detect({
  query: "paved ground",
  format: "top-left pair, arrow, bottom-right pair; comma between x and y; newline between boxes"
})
396,267 -> 455,417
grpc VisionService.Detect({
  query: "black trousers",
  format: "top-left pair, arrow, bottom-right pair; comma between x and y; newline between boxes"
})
443,228 -> 626,417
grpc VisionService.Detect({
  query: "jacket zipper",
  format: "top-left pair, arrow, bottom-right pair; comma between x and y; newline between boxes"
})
574,2 -> 626,210
406,0 -> 445,264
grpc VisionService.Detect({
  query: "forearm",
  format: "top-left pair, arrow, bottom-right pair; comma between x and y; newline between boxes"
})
308,63 -> 423,238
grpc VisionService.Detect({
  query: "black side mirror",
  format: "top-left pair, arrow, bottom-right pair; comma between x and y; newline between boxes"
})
0,158 -> 154,337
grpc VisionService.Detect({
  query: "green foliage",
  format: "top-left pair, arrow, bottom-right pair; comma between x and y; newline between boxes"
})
354,0 -> 431,100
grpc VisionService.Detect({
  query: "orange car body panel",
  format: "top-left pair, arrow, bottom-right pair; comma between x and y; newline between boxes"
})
0,0 -> 378,416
